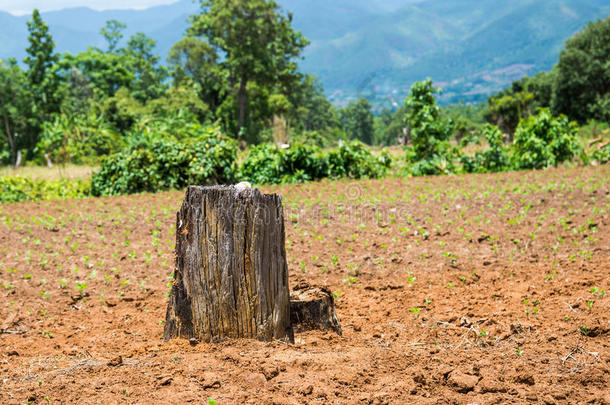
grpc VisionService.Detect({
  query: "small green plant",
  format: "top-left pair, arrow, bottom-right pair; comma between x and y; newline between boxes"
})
590,286 -> 606,297
75,281 -> 88,295
342,275 -> 358,287
578,325 -> 590,336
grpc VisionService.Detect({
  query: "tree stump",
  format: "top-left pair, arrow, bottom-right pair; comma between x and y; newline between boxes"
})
163,185 -> 293,343
290,282 -> 342,336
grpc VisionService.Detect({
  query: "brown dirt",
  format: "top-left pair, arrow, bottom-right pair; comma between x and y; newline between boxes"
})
1,165 -> 609,404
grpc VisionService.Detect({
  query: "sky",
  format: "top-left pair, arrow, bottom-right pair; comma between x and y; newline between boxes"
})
0,0 -> 181,15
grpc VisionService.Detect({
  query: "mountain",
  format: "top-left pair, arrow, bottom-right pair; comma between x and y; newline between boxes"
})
0,0 -> 608,107
294,0 -> 609,106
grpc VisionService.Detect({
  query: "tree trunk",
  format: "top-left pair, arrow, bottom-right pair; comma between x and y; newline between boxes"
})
237,74 -> 248,138
164,185 -> 293,343
14,150 -> 21,169
0,95 -> 16,167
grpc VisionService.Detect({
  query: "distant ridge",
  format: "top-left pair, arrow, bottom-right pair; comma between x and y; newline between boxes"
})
1,0 -> 608,106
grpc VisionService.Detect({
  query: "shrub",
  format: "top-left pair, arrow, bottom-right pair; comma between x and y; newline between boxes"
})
591,143 -> 610,164
36,113 -> 124,165
511,108 -> 580,170
326,141 -> 391,179
403,79 -> 456,176
461,124 -> 509,173
0,177 -> 90,203
238,143 -> 327,185
91,127 -> 237,196
239,140 -> 391,185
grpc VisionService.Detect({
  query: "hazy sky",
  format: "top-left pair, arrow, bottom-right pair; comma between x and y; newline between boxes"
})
0,0 -> 181,15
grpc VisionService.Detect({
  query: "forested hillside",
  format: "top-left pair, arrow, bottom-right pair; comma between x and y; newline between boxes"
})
1,0 -> 608,104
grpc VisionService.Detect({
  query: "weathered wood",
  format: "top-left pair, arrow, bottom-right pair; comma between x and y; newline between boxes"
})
164,185 -> 293,343
290,283 -> 342,336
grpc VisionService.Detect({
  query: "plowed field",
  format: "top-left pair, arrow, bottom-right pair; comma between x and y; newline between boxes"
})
1,166 -> 609,404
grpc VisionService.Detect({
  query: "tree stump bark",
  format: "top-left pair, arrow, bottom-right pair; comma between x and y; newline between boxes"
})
163,185 -> 293,343
290,282 -> 342,336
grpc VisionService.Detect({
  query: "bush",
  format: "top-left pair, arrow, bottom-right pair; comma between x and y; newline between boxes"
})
461,124 -> 509,173
239,140 -> 391,185
91,127 -> 237,196
238,143 -> 327,185
36,114 -> 124,165
591,142 -> 610,164
326,141 -> 391,179
403,79 -> 456,176
511,108 -> 580,170
0,177 -> 90,203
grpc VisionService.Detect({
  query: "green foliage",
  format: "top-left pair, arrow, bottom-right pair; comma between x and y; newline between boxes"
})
552,17 -> 610,123
326,141 -> 391,179
239,143 -> 327,185
0,176 -> 89,204
239,140 -> 390,185
373,108 -> 403,146
291,75 -> 340,144
59,49 -> 133,99
91,127 -> 237,196
36,113 -> 123,165
146,86 -> 211,123
0,58 -> 29,165
168,36 -> 221,113
485,71 -> 556,137
591,143 -> 610,164
486,89 -> 534,137
100,20 -> 126,53
461,124 -> 509,173
22,9 -> 62,154
512,108 -> 580,170
403,79 -> 455,176
189,0 -> 309,139
24,9 -> 61,117
340,98 -> 375,144
123,32 -> 167,102
101,88 -> 146,133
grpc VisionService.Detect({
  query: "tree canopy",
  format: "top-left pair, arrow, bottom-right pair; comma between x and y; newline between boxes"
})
188,0 -> 309,141
552,17 -> 610,123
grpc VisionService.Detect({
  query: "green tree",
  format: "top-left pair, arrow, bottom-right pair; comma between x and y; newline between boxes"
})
168,36 -> 221,112
0,59 -> 29,165
552,17 -> 610,123
512,108 -> 580,170
292,75 -> 338,137
340,98 -> 374,144
59,49 -> 133,98
188,0 -> 309,140
485,80 -> 534,139
124,32 -> 167,102
23,9 -> 62,152
147,85 -> 211,122
62,66 -> 94,116
403,79 -> 454,175
460,124 -> 509,173
525,71 -> 555,109
374,106 -> 407,146
100,20 -> 127,53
